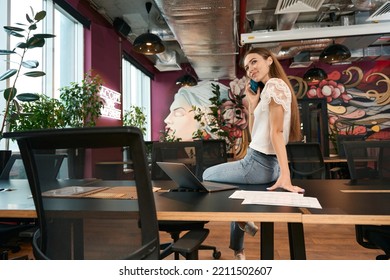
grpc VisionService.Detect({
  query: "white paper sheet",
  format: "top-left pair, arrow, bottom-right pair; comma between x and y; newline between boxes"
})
229,190 -> 322,209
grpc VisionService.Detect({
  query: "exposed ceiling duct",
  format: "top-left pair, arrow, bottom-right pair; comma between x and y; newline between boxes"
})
275,0 -> 325,14
154,50 -> 181,72
89,0 -> 390,79
154,0 -> 238,80
244,0 -> 390,65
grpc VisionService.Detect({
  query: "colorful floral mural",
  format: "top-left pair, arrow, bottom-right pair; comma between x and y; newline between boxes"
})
289,61 -> 390,150
163,61 -> 389,157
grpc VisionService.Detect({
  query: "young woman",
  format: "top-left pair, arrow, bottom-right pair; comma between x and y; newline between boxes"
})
202,47 -> 304,260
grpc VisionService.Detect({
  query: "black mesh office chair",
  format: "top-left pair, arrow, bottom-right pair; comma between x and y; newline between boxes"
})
344,140 -> 390,260
286,142 -> 326,179
4,127 -> 207,260
151,141 -> 221,259
198,139 -> 228,175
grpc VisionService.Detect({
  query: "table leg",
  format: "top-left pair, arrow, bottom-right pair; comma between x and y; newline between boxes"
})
287,222 -> 306,260
260,222 -> 274,260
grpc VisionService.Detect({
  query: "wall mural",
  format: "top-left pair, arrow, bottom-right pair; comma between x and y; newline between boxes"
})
163,61 -> 390,157
289,61 -> 390,153
162,78 -> 250,158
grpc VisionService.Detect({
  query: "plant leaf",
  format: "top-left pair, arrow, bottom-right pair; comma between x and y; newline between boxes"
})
22,60 -> 39,69
29,24 -> 37,31
27,37 -> 45,48
0,50 -> 16,55
26,13 -> 33,23
4,87 -> 17,101
24,71 -> 45,77
0,69 -> 17,81
16,42 -> 28,49
16,93 -> 40,102
34,33 -> 56,39
3,26 -> 25,32
34,11 -> 46,21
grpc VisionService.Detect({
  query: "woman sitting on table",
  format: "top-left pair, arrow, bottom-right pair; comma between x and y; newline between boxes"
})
202,47 -> 304,260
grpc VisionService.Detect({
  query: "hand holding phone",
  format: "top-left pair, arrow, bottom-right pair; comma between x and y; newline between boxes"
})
249,79 -> 259,94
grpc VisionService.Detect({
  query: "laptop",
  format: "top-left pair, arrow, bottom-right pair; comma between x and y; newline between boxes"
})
156,161 -> 238,192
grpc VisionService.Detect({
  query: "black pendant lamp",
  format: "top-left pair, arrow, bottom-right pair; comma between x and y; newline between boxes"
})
303,67 -> 328,84
133,2 -> 165,55
176,74 -> 198,87
319,43 -> 351,64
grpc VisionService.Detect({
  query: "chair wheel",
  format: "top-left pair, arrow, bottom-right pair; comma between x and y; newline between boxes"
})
213,250 -> 221,259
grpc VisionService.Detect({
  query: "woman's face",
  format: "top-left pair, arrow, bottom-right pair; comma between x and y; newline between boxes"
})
243,53 -> 272,84
164,94 -> 199,141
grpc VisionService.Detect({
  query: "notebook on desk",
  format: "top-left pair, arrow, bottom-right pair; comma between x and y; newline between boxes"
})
156,161 -> 238,192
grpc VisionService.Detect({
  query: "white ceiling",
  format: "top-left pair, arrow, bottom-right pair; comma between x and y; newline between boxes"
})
88,0 -> 390,80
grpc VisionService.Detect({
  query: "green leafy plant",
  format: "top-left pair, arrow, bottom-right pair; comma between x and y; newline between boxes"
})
159,128 -> 181,142
9,94 -> 66,131
192,83 -> 247,151
0,7 -> 55,139
123,105 -> 147,135
59,71 -> 104,128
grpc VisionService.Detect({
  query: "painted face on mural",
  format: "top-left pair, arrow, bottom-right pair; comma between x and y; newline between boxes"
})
164,93 -> 200,141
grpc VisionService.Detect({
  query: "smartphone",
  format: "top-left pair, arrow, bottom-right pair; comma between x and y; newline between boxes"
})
250,79 -> 259,94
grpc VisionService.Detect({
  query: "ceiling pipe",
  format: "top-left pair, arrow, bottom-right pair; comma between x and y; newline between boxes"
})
237,0 -> 247,74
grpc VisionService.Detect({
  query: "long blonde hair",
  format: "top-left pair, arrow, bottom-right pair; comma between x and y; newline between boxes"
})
243,48 -> 301,142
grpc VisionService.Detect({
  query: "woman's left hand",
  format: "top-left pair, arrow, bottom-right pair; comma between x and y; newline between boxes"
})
267,177 -> 305,193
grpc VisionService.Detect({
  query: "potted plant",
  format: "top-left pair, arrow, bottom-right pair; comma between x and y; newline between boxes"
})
122,105 -> 148,162
0,7 -> 55,171
123,105 -> 147,135
59,71 -> 104,128
57,71 -> 104,178
8,94 -> 66,131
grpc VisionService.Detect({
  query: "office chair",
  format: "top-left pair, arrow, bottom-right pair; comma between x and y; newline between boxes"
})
4,127 -> 207,260
151,141 -> 203,180
197,139 -> 228,175
286,142 -> 326,179
151,141 -> 221,259
343,140 -> 390,259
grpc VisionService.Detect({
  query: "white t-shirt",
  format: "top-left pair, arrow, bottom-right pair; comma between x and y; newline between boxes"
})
249,78 -> 292,155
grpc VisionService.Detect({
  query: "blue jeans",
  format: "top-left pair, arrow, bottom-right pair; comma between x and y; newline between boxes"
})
202,148 -> 279,251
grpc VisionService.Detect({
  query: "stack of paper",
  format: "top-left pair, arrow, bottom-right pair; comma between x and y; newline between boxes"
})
229,190 -> 322,209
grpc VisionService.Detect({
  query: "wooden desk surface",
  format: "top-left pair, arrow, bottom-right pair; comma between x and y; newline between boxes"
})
293,179 -> 390,225
2,179 -> 390,225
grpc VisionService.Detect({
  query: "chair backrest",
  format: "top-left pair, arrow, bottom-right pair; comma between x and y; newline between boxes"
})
198,139 -> 227,175
151,141 -> 203,180
4,127 -> 159,260
286,142 -> 326,179
0,153 -> 66,180
343,140 -> 390,184
336,134 -> 365,157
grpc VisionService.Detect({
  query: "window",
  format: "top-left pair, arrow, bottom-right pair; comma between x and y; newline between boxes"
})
45,0 -> 84,98
122,57 -> 152,140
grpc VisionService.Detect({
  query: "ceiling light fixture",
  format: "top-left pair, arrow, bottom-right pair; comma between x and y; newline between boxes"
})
176,74 -> 198,87
133,2 -> 165,55
303,67 -> 328,84
319,43 -> 351,64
